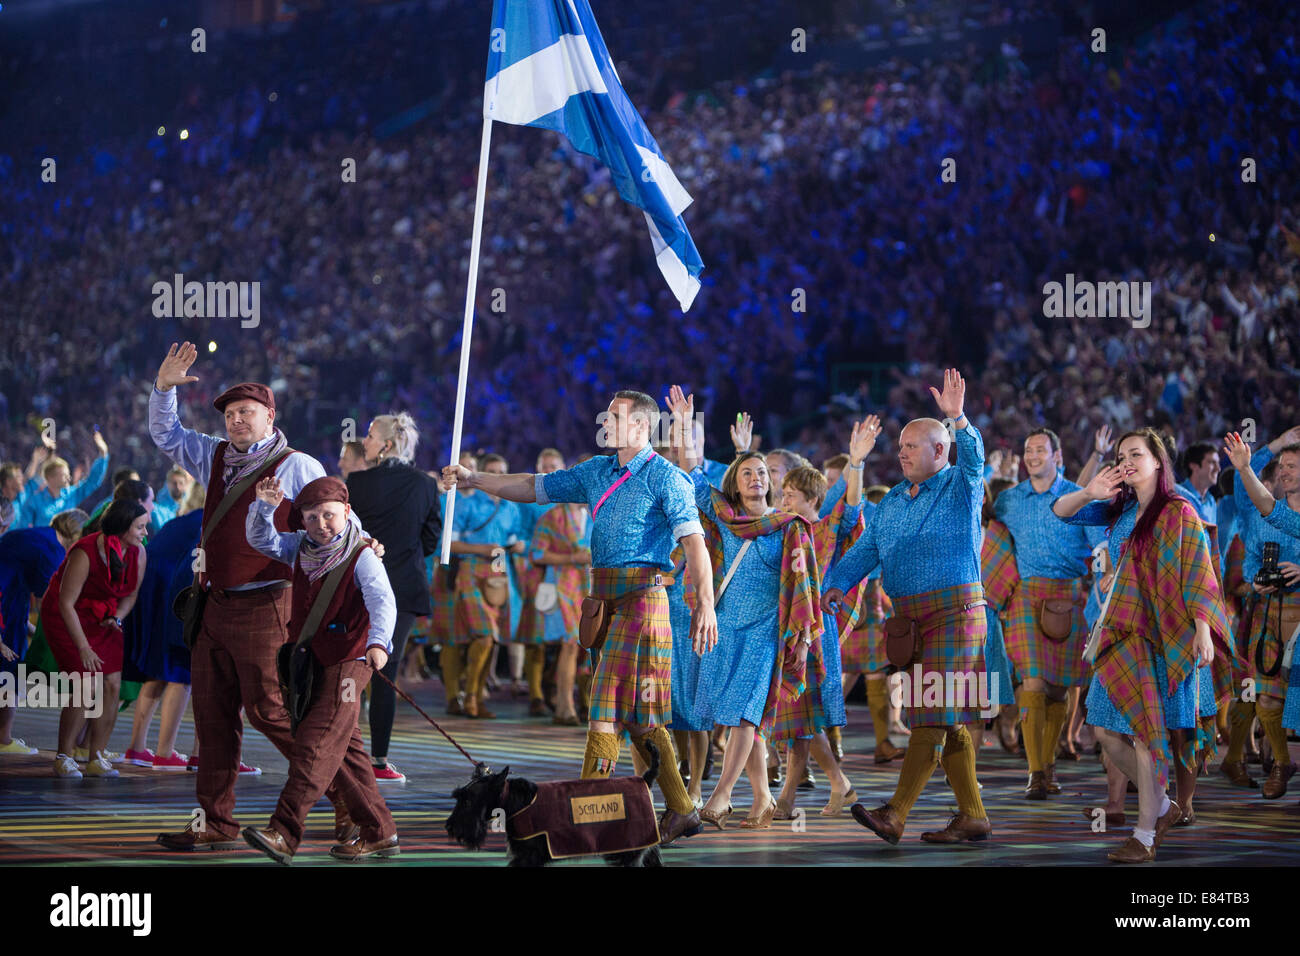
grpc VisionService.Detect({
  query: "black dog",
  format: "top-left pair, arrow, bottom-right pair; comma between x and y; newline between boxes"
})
445,743 -> 663,867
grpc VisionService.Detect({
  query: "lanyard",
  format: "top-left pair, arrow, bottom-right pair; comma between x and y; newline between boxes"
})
593,451 -> 656,518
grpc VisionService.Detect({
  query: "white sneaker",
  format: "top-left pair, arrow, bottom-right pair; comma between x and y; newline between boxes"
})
54,754 -> 83,778
99,750 -> 125,764
0,738 -> 38,756
84,756 -> 120,778
73,746 -> 90,763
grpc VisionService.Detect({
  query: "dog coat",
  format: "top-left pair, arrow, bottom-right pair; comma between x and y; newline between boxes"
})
506,777 -> 661,859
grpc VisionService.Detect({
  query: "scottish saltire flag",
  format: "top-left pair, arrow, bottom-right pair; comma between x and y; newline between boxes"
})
484,0 -> 704,312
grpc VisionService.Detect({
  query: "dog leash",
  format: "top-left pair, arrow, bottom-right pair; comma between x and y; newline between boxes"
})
371,669 -> 482,770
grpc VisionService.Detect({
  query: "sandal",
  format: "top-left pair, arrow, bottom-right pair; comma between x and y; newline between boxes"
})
700,804 -> 733,831
821,787 -> 858,815
739,800 -> 777,830
773,797 -> 796,821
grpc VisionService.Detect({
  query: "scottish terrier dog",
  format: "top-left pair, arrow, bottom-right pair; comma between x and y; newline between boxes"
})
445,743 -> 663,867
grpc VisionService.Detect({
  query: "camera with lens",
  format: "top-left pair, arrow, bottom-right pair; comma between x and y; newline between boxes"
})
1255,541 -> 1289,590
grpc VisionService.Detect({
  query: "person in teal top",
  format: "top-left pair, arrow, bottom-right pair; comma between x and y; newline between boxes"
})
14,431 -> 110,531
149,465 -> 194,534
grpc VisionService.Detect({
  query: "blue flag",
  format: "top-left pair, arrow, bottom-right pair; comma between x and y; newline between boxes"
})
485,0 -> 704,312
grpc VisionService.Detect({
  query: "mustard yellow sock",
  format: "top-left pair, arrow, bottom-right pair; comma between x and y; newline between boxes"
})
866,677 -> 891,747
827,725 -> 842,754
1224,700 -> 1255,763
524,645 -> 545,701
1020,689 -> 1047,774
581,730 -> 621,779
1257,703 -> 1289,767
1043,698 -> 1068,770
440,644 -> 463,699
889,726 -> 945,820
466,637 -> 494,697
940,725 -> 987,819
633,727 -> 694,814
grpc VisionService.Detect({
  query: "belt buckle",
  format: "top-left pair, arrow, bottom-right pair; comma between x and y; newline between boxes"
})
653,574 -> 663,587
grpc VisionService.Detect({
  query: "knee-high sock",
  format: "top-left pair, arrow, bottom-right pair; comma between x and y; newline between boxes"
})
1020,689 -> 1047,773
581,730 -> 621,779
826,725 -> 842,754
1043,697 -> 1068,770
889,726 -> 945,821
866,677 -> 892,747
440,644 -> 463,699
632,726 -> 694,813
1257,701 -> 1289,767
1224,699 -> 1255,763
465,637 -> 494,697
524,645 -> 545,701
940,724 -> 987,819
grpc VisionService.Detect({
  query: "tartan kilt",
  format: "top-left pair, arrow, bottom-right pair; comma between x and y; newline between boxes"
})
453,560 -> 509,645
427,567 -> 457,644
1089,634 -> 1170,787
767,633 -> 834,743
513,562 -> 545,644
588,588 -> 672,726
1237,591 -> 1299,700
1002,576 -> 1090,687
890,583 -> 987,727
840,580 -> 890,673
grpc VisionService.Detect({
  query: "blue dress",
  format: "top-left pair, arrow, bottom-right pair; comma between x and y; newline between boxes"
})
1071,501 -> 1206,733
667,564 -> 699,730
0,527 -> 66,675
983,605 -> 1017,706
123,509 -> 200,684
688,474 -> 785,729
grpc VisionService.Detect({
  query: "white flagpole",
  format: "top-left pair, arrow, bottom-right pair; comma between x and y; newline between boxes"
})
440,114 -> 495,565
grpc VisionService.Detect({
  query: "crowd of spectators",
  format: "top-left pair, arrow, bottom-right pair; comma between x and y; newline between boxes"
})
2,0 -> 1298,492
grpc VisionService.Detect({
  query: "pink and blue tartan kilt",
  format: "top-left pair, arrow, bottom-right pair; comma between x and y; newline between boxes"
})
428,568 -> 457,644
588,568 -> 673,727
840,581 -> 890,673
453,561 -> 510,645
1002,576 -> 1090,687
890,583 -> 988,727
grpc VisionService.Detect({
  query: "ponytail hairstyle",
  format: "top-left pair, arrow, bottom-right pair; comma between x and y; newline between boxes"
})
1105,427 -> 1177,559
370,412 -> 420,464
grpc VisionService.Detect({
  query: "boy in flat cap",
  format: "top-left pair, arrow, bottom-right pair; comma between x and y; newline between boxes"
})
241,475 -> 399,863
149,343 -> 364,850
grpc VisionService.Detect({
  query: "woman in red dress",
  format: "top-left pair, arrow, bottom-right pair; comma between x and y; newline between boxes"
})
41,499 -> 149,779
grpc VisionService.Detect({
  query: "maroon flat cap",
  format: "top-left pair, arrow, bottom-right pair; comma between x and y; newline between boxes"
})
295,476 -> 349,513
213,382 -> 276,413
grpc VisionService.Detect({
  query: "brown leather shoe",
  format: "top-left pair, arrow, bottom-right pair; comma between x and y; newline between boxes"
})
242,827 -> 294,865
1262,761 -> 1297,799
472,694 -> 496,720
334,804 -> 360,844
1024,770 -> 1049,800
850,803 -> 904,845
1081,806 -> 1126,827
1044,765 -> 1062,795
528,698 -> 548,717
1153,799 -> 1181,849
156,827 -> 243,852
1107,836 -> 1154,863
874,740 -> 906,764
658,808 -> 703,845
919,813 -> 992,844
329,833 -> 400,861
1173,807 -> 1196,828
446,695 -> 465,716
1219,759 -> 1257,788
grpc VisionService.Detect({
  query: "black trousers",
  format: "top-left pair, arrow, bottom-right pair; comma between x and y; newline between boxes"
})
367,610 -> 417,761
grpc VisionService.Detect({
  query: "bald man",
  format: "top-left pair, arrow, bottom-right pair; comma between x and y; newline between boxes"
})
823,370 -> 992,846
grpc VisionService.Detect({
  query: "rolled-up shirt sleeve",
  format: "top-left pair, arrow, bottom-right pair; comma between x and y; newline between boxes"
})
663,469 -> 704,542
538,462 -> 590,506
246,498 -> 302,565
355,548 -> 397,651
1056,500 -> 1111,527
824,513 -> 881,593
1263,499 -> 1300,539
149,386 -> 220,487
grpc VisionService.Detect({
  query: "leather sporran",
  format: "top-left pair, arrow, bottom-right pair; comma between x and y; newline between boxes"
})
578,597 -> 609,651
1037,599 -> 1075,643
277,641 -> 324,736
171,582 -> 208,651
481,575 -> 510,608
884,616 -> 921,669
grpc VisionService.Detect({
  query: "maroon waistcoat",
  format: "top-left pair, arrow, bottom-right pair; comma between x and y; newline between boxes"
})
287,546 -> 372,666
201,441 -> 294,590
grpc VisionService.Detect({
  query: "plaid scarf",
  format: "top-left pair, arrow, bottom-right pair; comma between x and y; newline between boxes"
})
298,518 -> 362,583
222,427 -> 289,489
1094,498 -> 1231,773
699,489 -> 823,727
810,495 -> 866,632
980,520 -> 1020,614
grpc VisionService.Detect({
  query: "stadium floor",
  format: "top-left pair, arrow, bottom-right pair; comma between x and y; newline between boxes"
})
1,681 -> 1297,867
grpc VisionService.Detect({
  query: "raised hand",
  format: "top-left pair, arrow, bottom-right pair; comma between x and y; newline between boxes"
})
928,368 -> 966,422
156,342 -> 201,391
255,476 -> 285,507
1085,465 -> 1125,501
730,412 -> 754,454
1000,453 -> 1021,480
1094,424 -> 1115,458
92,429 -> 108,457
987,448 -> 1004,473
1223,432 -> 1252,471
849,415 -> 881,464
665,385 -> 695,454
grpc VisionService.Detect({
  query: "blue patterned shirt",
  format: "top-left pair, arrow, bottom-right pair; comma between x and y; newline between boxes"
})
1234,447 -> 1300,582
996,474 -> 1102,579
1263,499 -> 1300,540
1060,500 -> 1137,566
536,443 -> 703,571
451,490 -> 522,547
825,423 -> 985,598
1176,480 -> 1217,527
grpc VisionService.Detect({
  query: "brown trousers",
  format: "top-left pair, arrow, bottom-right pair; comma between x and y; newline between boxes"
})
270,660 -> 395,851
191,586 -> 345,837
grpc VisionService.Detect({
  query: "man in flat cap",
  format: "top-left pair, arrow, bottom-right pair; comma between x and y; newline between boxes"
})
148,342 -> 365,851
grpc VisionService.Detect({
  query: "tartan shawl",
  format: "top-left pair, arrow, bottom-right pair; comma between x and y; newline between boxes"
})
1094,498 -> 1232,770
699,489 -> 823,723
812,495 -> 867,633
980,520 -> 1020,614
531,504 -> 591,634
